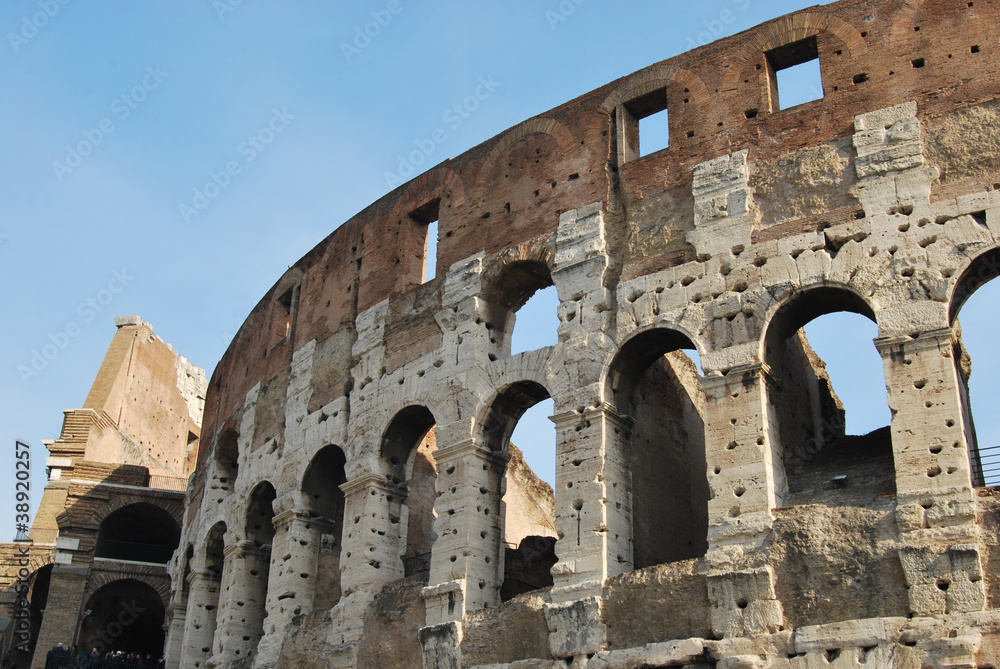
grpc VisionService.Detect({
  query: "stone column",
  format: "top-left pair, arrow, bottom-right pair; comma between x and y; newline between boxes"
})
700,363 -> 785,638
29,564 -> 88,669
876,328 -> 977,534
328,474 -> 404,646
702,363 -> 785,555
549,404 -> 633,599
877,327 -> 986,617
422,434 -> 505,626
254,503 -> 325,667
162,602 -> 185,669
209,541 -> 269,667
179,568 -> 222,669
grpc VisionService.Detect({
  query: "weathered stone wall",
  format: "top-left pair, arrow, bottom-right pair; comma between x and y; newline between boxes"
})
175,0 -> 1000,667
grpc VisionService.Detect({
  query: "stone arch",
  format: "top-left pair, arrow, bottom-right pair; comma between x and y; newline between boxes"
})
947,244 -> 1000,483
380,405 -> 439,574
472,118 -> 577,199
949,245 -> 1000,325
476,379 -> 556,602
92,493 -> 184,531
95,502 -> 181,564
761,284 -> 894,505
480,243 -> 557,356
300,444 -> 348,609
606,326 -> 708,569
84,572 -> 171,613
79,578 -> 167,657
214,427 -> 240,491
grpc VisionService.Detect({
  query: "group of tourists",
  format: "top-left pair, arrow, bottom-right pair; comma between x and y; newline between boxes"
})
43,644 -> 164,669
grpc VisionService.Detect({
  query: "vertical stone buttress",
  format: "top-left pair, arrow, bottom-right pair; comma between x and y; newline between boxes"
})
420,253 -> 498,663
853,102 -> 985,622
545,203 -> 621,659
691,151 -> 785,638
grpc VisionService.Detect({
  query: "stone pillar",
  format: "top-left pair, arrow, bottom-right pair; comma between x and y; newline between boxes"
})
179,568 -> 222,669
29,564 -> 88,669
162,602 -> 186,669
877,327 -> 986,617
254,503 -> 324,667
702,363 -> 785,557
877,328 -> 977,534
328,474 -> 404,646
210,541 -> 270,667
422,434 -> 505,626
549,404 -> 633,600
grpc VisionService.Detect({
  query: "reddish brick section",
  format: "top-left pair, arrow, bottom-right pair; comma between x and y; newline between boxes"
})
198,0 -> 1000,466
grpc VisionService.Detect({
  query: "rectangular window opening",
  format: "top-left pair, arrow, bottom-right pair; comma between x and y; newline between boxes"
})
409,198 -> 441,283
274,288 -> 293,341
622,87 -> 669,160
766,36 -> 824,111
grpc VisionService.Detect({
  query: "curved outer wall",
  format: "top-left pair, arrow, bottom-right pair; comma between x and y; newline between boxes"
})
171,0 -> 1000,667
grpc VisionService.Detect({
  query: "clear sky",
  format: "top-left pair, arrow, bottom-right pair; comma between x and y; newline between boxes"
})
3,0 -> 998,535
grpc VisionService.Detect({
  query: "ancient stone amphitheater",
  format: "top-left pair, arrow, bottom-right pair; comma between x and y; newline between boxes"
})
169,0 -> 1000,666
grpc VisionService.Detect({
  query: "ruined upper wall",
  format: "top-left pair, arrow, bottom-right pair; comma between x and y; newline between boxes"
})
68,317 -> 207,478
197,0 -> 1000,462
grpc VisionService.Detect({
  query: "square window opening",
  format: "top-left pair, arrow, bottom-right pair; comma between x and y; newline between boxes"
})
622,87 -> 669,160
409,198 -> 440,283
766,36 -> 824,111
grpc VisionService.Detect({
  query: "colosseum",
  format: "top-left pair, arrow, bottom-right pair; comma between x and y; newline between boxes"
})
10,0 -> 1000,666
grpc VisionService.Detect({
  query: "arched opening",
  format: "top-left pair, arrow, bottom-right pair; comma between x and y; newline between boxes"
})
214,429 -> 239,491
381,406 -> 438,575
763,287 -> 894,505
96,503 -> 180,564
484,259 -> 556,357
950,248 -> 1000,486
510,285 -> 559,354
482,381 -> 558,602
238,482 -> 275,661
77,579 -> 165,658
196,521 -> 226,665
302,445 -> 347,609
607,328 -> 708,569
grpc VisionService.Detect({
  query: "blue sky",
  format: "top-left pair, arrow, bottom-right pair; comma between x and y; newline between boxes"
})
2,1 -> 998,533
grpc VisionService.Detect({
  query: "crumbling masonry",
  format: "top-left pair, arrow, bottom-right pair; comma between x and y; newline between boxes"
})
172,0 -> 1000,666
